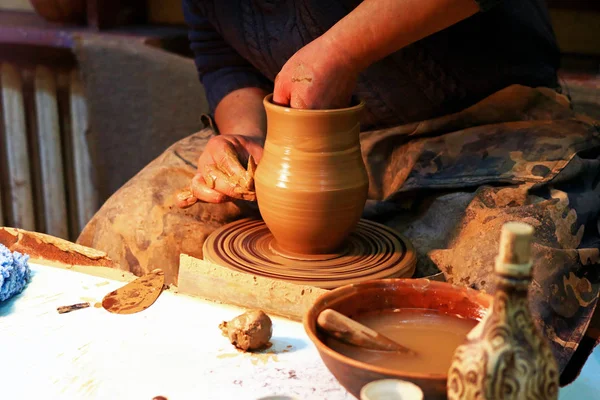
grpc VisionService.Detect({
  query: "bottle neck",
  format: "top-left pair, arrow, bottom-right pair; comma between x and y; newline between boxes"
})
494,255 -> 532,296
495,275 -> 530,297
487,274 -> 533,328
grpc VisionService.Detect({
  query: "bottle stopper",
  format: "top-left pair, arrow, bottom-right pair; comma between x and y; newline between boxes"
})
495,222 -> 534,278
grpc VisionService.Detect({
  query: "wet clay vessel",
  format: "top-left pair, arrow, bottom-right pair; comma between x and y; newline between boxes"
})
447,222 -> 559,400
202,218 -> 416,289
254,95 -> 369,255
304,279 -> 492,399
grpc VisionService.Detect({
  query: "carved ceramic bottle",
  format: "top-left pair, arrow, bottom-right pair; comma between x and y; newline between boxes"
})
254,95 -> 368,255
447,222 -> 559,400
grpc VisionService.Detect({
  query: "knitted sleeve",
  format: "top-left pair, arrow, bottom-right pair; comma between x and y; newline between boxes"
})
183,0 -> 273,113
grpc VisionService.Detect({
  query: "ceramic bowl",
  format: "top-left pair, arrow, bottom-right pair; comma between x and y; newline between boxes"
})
360,379 -> 424,400
303,278 -> 492,400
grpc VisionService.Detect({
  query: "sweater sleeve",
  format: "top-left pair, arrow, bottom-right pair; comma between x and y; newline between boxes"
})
183,0 -> 273,113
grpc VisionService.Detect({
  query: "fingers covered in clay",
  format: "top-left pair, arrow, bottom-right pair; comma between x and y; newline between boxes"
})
175,135 -> 262,207
175,189 -> 199,209
175,160 -> 256,207
216,144 -> 250,183
203,163 -> 255,201
190,174 -> 230,204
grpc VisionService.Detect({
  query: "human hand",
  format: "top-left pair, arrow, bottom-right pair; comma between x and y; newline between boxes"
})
273,37 -> 358,109
176,134 -> 264,207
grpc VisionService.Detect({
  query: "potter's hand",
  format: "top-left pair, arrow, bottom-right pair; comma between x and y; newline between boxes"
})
176,135 -> 263,207
274,0 -> 480,109
273,37 -> 358,109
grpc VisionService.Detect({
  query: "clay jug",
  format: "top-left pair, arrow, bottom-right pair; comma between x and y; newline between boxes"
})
254,94 -> 368,255
447,222 -> 559,400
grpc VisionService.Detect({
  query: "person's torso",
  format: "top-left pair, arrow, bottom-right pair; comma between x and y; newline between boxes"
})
194,0 -> 560,129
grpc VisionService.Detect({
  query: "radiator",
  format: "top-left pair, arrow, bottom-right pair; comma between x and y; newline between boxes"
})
0,62 -> 99,241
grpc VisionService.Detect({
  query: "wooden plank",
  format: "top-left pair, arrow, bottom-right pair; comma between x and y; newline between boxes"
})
0,63 -> 35,230
0,226 -> 136,282
177,254 -> 328,322
34,65 -> 69,238
69,70 -> 98,235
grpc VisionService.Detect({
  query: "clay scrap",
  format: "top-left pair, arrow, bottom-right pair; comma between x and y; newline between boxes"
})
219,309 -> 273,351
102,269 -> 165,314
57,302 -> 90,314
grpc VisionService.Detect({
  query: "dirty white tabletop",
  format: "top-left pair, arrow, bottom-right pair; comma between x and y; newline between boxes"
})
0,263 -> 597,400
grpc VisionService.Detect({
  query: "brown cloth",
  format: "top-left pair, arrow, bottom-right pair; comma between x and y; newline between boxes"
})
78,85 -> 600,384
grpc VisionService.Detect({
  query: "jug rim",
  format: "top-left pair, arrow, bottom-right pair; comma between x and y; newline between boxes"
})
263,94 -> 365,115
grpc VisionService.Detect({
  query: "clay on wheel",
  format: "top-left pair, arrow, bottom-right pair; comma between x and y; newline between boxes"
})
219,310 -> 273,351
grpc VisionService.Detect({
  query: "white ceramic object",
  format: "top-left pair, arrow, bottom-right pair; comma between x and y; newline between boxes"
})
360,379 -> 424,400
256,396 -> 298,400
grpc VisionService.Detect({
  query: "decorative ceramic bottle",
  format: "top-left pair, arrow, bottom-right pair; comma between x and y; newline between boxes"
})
447,222 -> 559,400
255,94 -> 368,256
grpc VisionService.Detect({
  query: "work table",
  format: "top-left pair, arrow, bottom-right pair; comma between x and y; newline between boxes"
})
0,263 -> 597,399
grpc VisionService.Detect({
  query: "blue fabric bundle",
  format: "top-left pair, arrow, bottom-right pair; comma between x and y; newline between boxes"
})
0,243 -> 31,302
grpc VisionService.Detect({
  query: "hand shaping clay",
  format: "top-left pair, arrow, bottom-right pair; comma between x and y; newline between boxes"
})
176,155 -> 257,208
219,309 -> 273,351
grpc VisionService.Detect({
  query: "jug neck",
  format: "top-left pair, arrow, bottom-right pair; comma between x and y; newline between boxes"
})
263,95 -> 365,152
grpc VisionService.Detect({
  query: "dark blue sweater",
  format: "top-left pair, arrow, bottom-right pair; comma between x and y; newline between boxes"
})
183,0 -> 559,129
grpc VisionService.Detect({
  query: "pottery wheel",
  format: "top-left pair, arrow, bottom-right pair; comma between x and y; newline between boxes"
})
203,218 -> 416,289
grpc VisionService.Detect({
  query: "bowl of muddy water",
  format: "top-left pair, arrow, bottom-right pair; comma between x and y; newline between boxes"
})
303,278 -> 492,399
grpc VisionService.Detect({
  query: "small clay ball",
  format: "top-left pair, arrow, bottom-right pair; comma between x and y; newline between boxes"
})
219,309 -> 273,351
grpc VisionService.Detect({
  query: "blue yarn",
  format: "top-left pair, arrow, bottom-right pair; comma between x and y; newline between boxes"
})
0,243 -> 31,302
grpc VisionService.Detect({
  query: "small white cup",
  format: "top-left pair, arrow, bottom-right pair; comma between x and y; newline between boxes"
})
360,379 -> 424,400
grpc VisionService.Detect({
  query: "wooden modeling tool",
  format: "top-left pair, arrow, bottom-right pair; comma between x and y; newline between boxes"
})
102,269 -> 165,314
317,309 -> 417,355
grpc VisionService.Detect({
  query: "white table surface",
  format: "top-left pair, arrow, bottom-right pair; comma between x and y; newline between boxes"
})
0,263 -> 597,400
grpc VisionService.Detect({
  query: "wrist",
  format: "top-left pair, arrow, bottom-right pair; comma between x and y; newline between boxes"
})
218,124 -> 265,139
317,33 -> 365,76
215,87 -> 268,137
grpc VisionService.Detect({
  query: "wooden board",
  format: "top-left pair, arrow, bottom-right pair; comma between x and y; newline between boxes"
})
177,253 -> 328,322
0,226 -> 136,282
